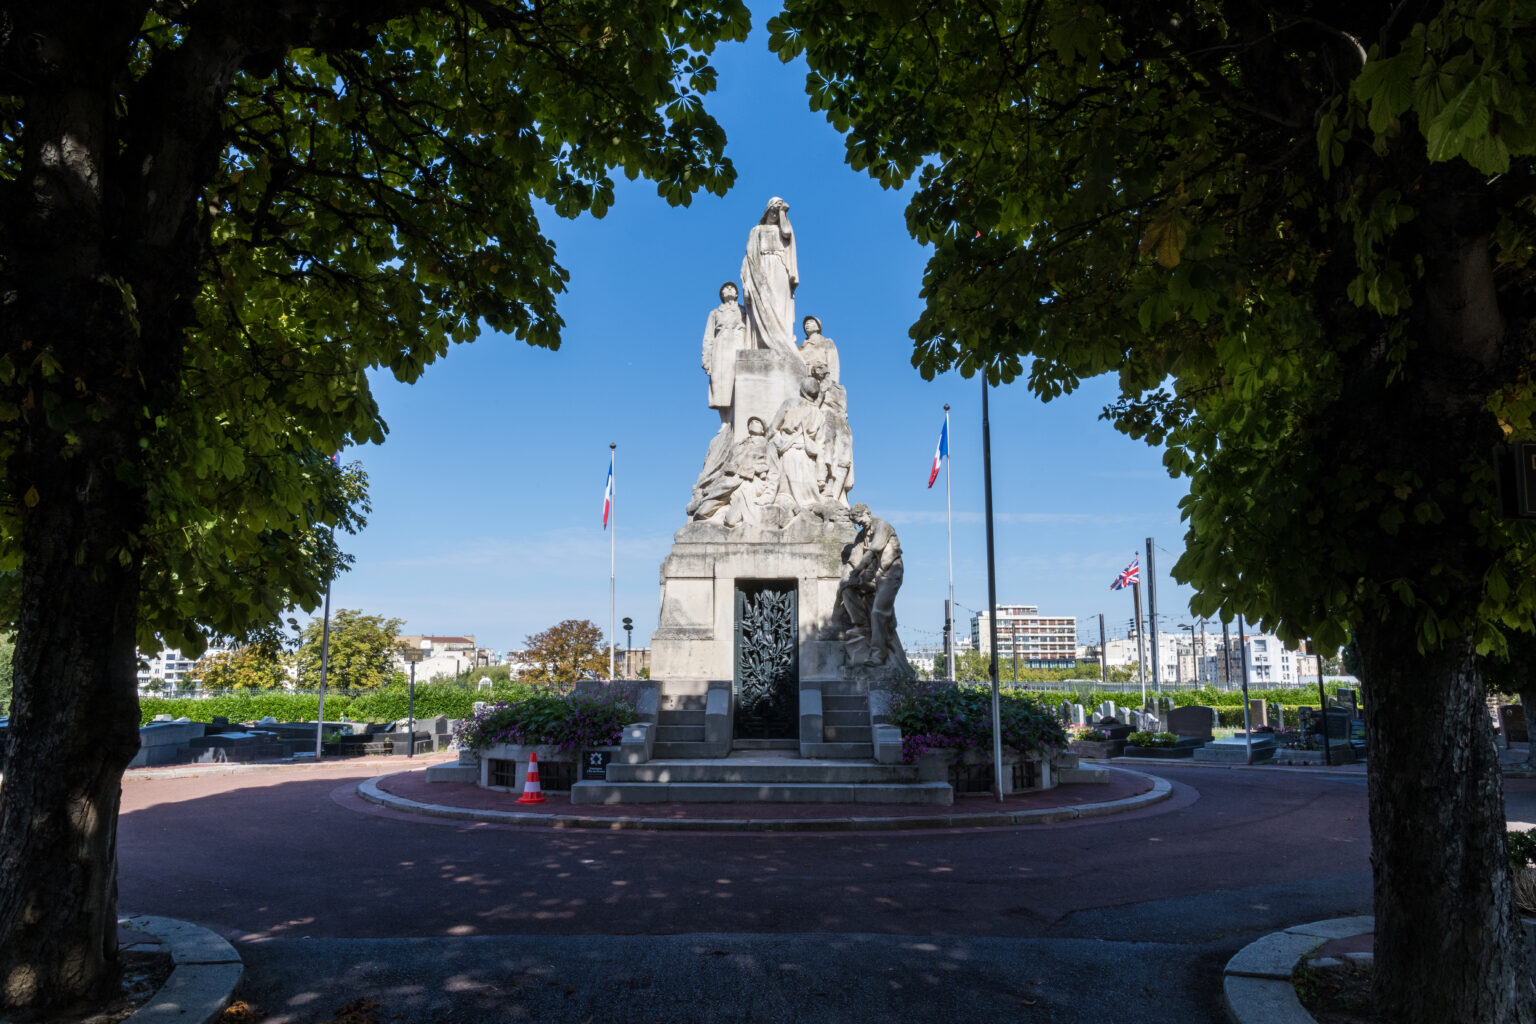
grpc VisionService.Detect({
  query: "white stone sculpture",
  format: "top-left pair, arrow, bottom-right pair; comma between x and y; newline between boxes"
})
740,197 -> 804,364
769,376 -> 828,512
702,281 -> 748,425
799,315 -> 840,384
686,417 -> 781,528
822,504 -> 912,670
811,362 -> 853,506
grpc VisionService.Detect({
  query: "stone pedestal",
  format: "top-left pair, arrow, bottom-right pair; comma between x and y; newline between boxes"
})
652,515 -> 854,684
731,350 -> 804,443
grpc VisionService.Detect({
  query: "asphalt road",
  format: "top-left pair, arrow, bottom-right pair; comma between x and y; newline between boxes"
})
112,761 -> 1420,1023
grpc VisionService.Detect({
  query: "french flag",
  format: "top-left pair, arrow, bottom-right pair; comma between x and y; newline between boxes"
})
602,462 -> 614,529
927,413 -> 949,488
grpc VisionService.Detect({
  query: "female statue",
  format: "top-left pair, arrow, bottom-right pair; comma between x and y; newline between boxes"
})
740,197 -> 803,362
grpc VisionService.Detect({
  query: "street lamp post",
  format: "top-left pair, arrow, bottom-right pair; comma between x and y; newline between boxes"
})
402,646 -> 426,758
622,617 -> 634,678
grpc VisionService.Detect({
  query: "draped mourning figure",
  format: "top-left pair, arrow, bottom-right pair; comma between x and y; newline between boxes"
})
740,197 -> 802,363
769,376 -> 828,512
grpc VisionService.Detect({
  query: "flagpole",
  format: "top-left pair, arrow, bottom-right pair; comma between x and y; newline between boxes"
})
609,442 -> 616,681
1132,581 -> 1147,709
944,404 -> 955,684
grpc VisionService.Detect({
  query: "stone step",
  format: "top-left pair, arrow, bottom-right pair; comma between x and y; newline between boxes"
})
819,680 -> 870,697
607,760 -> 921,784
424,763 -> 479,784
654,725 -> 705,743
821,695 -> 867,711
652,741 -> 723,758
660,694 -> 708,711
732,738 -> 798,750
657,709 -> 706,727
822,712 -> 868,729
1192,741 -> 1276,765
800,741 -> 875,759
823,725 -> 872,743
570,780 -> 953,806
1057,767 -> 1109,784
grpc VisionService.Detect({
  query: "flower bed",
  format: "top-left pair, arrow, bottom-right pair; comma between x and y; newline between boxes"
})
889,680 -> 1067,767
454,682 -> 639,753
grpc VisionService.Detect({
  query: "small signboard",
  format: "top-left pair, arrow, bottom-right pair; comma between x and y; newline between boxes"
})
582,749 -> 613,781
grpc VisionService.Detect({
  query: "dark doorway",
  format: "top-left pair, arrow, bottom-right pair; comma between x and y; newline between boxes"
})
733,581 -> 798,739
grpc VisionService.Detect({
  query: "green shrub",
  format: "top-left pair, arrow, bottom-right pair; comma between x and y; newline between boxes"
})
1127,731 -> 1180,748
1508,828 -> 1536,871
889,681 -> 1067,764
139,692 -> 351,725
456,683 -> 639,751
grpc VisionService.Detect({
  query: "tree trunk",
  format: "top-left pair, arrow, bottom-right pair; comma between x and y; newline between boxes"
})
0,23 -> 154,1007
0,465 -> 144,1012
1359,619 -> 1536,1023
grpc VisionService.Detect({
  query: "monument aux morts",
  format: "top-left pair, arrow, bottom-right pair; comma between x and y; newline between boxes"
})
648,197 -> 917,761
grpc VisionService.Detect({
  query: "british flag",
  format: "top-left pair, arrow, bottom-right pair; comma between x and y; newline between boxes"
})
1111,555 -> 1140,590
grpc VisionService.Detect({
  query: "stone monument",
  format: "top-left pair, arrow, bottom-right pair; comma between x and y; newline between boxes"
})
650,199 -> 914,758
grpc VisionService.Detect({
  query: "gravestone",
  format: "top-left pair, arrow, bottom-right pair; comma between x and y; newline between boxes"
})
1336,688 -> 1359,718
1071,704 -> 1086,727
1503,704 -> 1529,744
1248,699 -> 1267,728
1096,717 -> 1133,741
1272,705 -> 1285,732
1168,705 -> 1217,743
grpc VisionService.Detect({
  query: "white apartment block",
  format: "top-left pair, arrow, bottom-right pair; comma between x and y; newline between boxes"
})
971,606 -> 1078,668
136,647 -> 222,695
394,634 -> 494,681
1101,629 -> 1320,688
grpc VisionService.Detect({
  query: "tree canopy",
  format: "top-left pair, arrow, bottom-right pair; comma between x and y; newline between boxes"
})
185,644 -> 291,692
772,1 -> 1536,1019
0,0 -> 749,1013
520,618 -> 610,683
295,609 -> 404,692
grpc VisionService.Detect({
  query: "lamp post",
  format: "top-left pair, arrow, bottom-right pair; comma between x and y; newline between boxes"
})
402,645 -> 426,757
622,617 -> 633,678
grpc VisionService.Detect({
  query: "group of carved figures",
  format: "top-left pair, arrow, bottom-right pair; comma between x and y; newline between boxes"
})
692,197 -> 854,524
684,197 -> 908,670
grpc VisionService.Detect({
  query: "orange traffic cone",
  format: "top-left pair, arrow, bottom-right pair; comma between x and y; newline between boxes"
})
517,750 -> 546,804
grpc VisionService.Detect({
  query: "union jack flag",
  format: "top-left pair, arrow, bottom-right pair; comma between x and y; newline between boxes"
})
1111,555 -> 1140,590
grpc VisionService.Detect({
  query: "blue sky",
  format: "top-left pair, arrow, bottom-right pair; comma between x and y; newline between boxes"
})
324,22 -> 1201,656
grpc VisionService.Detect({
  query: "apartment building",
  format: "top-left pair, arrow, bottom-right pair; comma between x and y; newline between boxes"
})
970,606 -> 1078,668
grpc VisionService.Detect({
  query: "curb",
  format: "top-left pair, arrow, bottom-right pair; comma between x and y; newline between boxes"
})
355,765 -> 1173,831
1222,915 -> 1373,1024
119,914 -> 243,1024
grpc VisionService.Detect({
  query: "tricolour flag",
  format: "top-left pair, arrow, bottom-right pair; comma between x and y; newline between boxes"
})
1111,555 -> 1140,590
927,413 -> 949,488
602,462 -> 614,530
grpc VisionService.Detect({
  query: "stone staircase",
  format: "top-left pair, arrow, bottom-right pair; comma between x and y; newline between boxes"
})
570,752 -> 952,805
802,684 -> 875,759
653,692 -> 710,758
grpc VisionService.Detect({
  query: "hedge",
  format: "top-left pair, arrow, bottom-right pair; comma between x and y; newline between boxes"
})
137,680 -> 557,727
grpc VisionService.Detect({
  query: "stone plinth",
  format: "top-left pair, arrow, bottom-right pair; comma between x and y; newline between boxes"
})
651,516 -> 854,684
732,350 -> 804,444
